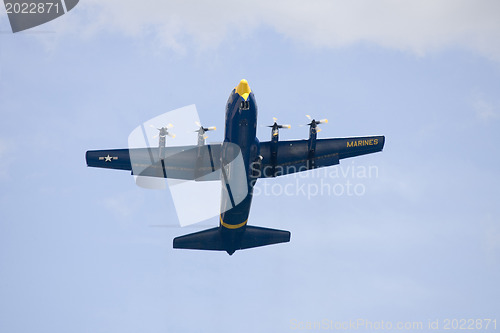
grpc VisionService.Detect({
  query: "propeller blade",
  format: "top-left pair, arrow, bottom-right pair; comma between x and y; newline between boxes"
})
195,121 -> 201,127
207,126 -> 216,131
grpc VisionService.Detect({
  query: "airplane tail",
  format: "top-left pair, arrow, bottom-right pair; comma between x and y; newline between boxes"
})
239,226 -> 291,250
173,227 -> 226,251
173,226 -> 290,255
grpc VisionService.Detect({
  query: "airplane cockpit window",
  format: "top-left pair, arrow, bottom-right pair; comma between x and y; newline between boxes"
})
240,101 -> 250,110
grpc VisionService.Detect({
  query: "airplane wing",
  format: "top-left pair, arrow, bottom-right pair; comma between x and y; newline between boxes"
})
86,136 -> 384,179
85,144 -> 223,181
258,135 -> 385,178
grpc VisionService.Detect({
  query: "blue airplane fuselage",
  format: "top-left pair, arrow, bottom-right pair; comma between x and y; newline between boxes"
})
219,82 -> 260,240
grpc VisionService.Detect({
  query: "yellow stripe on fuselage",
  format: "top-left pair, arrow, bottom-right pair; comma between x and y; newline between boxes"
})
220,215 -> 248,229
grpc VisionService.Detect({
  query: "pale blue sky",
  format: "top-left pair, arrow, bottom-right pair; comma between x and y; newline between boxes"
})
1,2 -> 499,332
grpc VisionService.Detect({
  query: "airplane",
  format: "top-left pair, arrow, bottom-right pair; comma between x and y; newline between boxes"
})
86,79 -> 385,255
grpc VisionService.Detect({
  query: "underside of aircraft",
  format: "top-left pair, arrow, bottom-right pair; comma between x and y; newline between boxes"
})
86,79 -> 385,255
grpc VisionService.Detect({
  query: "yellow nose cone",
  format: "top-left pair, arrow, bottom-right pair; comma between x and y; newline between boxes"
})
235,79 -> 251,100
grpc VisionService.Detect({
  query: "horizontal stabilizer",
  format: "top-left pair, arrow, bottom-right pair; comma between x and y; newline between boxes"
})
239,226 -> 291,250
173,227 -> 225,251
173,225 -> 291,254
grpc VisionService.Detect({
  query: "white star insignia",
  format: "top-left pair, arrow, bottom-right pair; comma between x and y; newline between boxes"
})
104,154 -> 112,162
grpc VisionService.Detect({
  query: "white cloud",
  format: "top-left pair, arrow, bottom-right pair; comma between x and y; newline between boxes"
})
65,0 -> 500,60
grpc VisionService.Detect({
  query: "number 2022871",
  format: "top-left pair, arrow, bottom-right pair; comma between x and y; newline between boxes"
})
5,2 -> 60,14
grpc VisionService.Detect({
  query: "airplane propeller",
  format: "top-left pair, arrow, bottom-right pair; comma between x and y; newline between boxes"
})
195,121 -> 216,140
267,117 -> 291,137
150,123 -> 176,139
267,117 -> 291,129
303,115 -> 328,132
